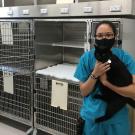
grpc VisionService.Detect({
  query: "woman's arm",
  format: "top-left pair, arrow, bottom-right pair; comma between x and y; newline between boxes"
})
80,61 -> 110,97
80,76 -> 97,97
100,74 -> 135,99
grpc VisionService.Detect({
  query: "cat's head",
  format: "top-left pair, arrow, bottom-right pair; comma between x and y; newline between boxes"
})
94,44 -> 112,63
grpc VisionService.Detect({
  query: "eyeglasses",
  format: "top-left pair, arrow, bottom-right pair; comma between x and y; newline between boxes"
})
95,32 -> 114,39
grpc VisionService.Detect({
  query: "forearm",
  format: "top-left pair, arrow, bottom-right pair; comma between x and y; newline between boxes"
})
80,75 -> 97,97
104,81 -> 135,99
79,61 -> 110,97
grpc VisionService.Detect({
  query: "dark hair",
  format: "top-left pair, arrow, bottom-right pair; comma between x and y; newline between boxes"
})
95,20 -> 117,36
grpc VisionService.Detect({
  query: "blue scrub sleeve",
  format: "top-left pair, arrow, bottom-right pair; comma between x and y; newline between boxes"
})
123,51 -> 135,74
74,54 -> 89,82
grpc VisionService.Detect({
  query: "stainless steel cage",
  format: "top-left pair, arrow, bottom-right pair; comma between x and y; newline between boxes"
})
0,20 -> 34,74
34,19 -> 90,70
34,74 -> 82,135
0,20 -> 34,131
0,73 -> 33,124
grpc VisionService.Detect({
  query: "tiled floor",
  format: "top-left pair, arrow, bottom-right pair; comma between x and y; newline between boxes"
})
1,116 -> 134,135
0,116 -> 50,135
0,116 -> 28,135
0,122 -> 25,135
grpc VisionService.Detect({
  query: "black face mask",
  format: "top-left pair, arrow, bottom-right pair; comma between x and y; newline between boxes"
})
95,38 -> 115,52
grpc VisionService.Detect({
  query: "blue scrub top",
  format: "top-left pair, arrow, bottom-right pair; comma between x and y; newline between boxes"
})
74,47 -> 135,124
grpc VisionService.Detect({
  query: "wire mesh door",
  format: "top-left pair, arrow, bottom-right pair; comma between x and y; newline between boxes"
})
0,20 -> 34,126
34,74 -> 82,135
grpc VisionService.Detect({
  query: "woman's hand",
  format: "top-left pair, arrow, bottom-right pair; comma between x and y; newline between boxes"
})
92,61 -> 110,78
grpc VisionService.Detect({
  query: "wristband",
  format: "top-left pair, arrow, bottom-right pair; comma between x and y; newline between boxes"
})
90,74 -> 98,80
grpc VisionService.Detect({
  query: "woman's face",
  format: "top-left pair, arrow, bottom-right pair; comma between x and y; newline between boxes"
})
95,24 -> 114,40
94,24 -> 116,51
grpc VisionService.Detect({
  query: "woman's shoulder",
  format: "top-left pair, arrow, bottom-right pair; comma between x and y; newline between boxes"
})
80,49 -> 95,65
81,48 -> 95,59
112,47 -> 135,67
112,47 -> 130,58
112,47 -> 124,54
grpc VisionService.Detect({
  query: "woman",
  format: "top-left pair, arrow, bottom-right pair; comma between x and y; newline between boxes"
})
74,20 -> 135,135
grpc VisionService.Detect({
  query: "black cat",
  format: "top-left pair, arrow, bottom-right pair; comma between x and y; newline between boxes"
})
94,47 -> 135,123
